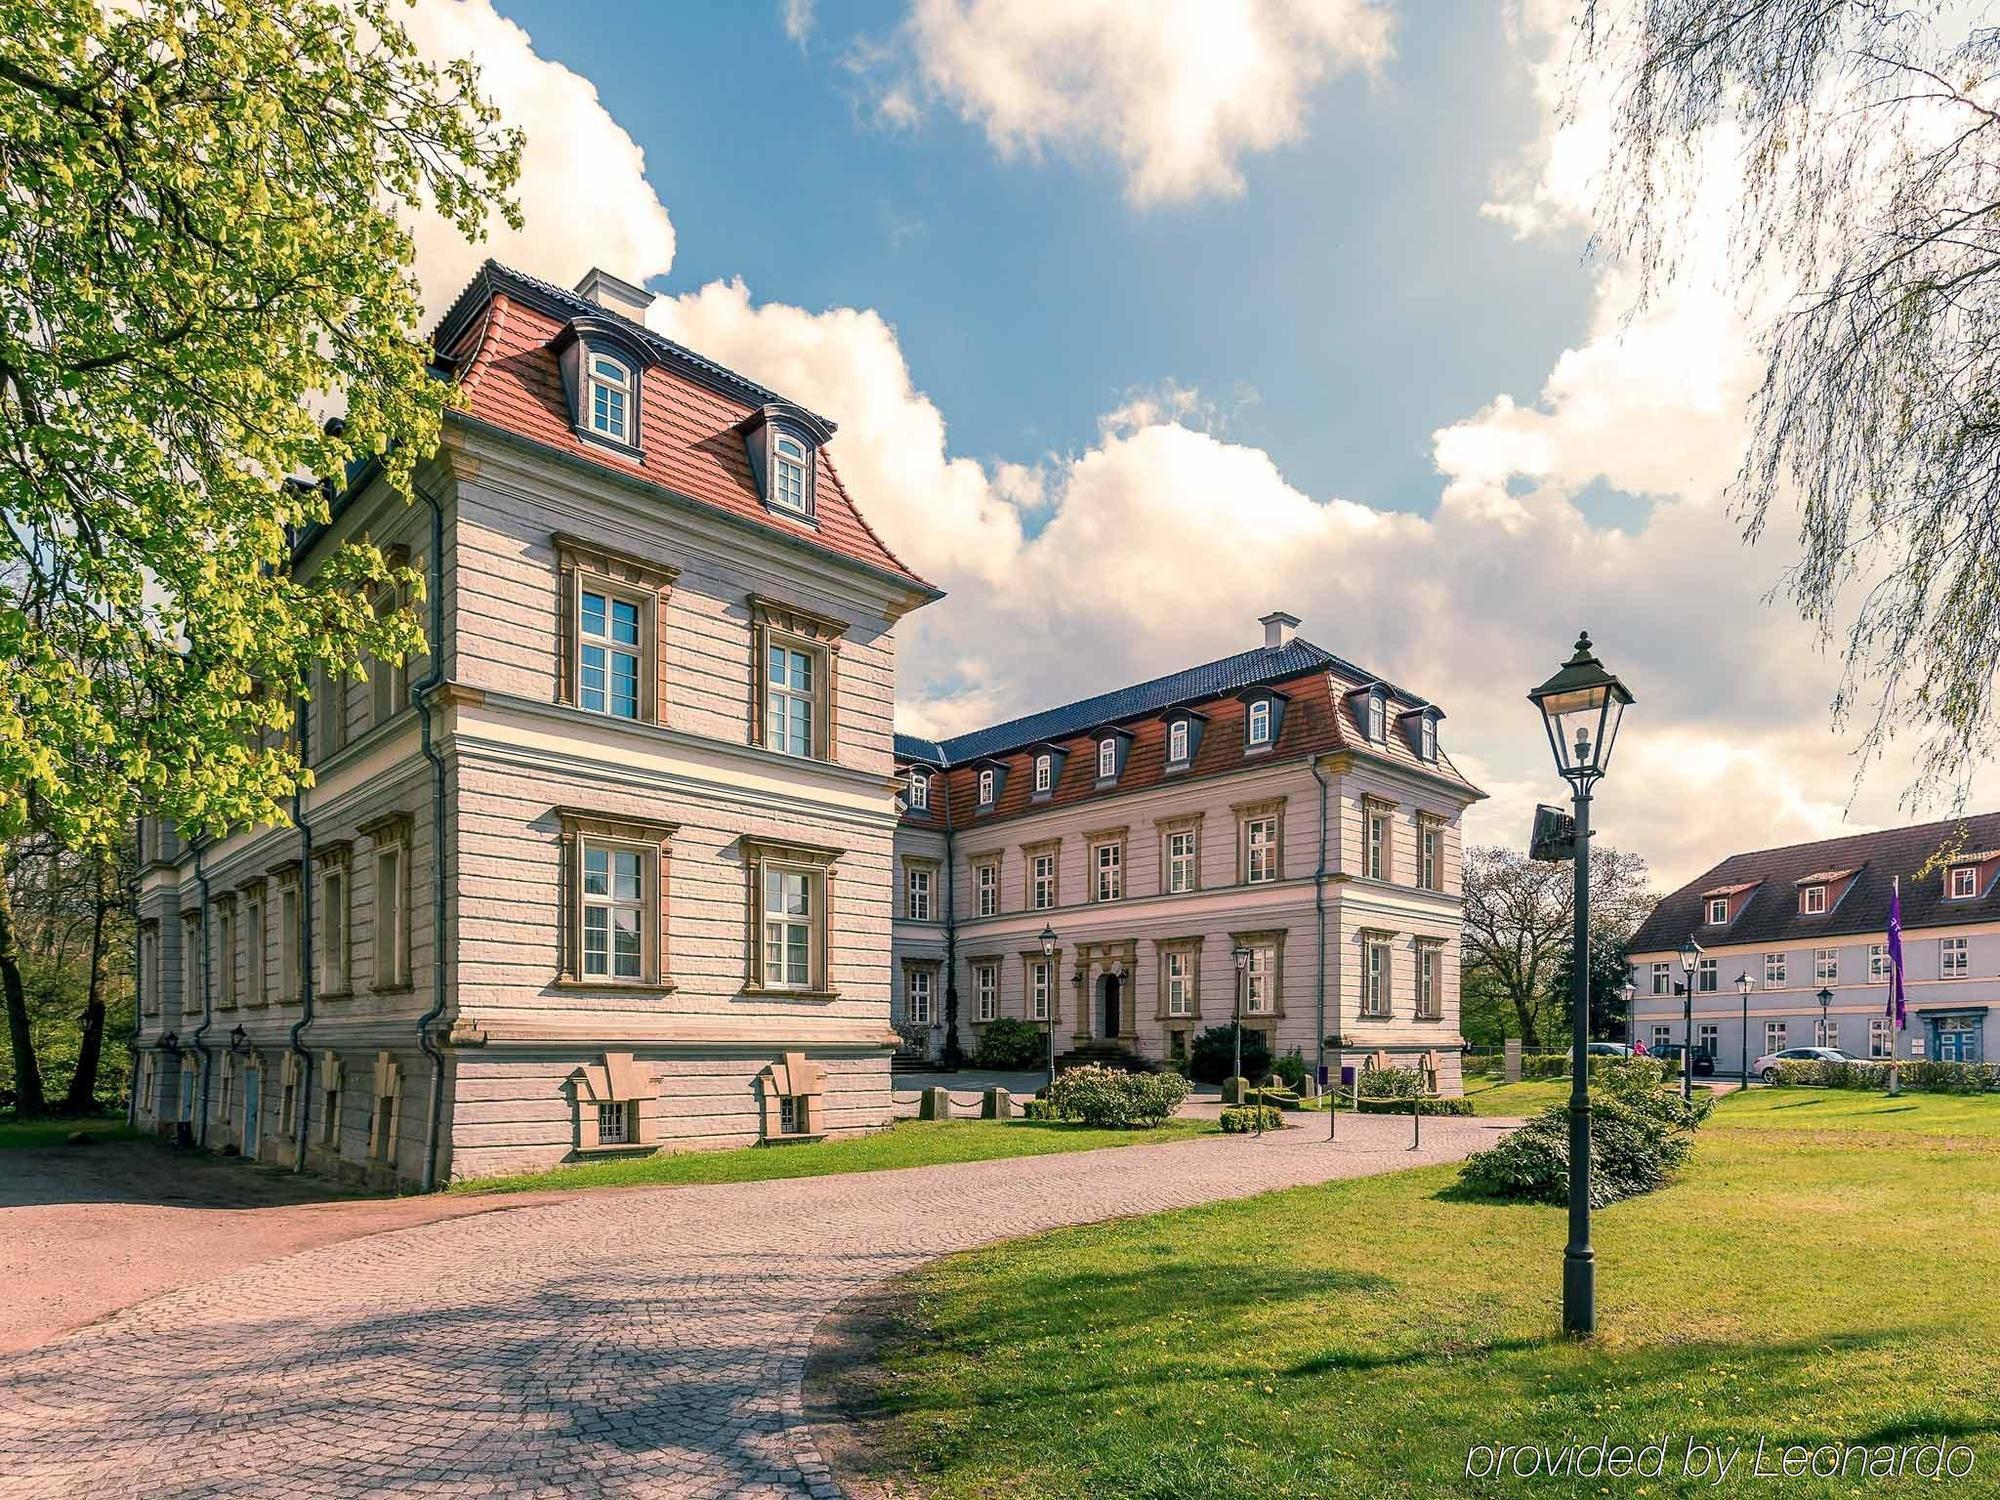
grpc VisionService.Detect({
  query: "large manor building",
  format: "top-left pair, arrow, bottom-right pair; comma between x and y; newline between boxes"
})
131,263 -> 939,1186
1629,815 -> 2000,1074
891,614 -> 1486,1090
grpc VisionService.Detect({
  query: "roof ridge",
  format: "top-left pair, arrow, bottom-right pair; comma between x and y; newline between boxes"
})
1700,811 -> 1996,877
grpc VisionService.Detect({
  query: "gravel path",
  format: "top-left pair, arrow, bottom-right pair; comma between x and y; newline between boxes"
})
0,1114 -> 1513,1498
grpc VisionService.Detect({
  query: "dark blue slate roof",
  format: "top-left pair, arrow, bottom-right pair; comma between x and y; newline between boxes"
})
896,637 -> 1423,766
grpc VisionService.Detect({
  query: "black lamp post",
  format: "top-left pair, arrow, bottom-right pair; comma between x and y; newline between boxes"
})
1736,972 -> 1753,1091
1817,986 -> 1834,1050
1619,979 -> 1637,1050
1677,936 -> 1703,1103
1230,942 -> 1252,1092
1528,630 -> 1634,1341
1039,924 -> 1058,1091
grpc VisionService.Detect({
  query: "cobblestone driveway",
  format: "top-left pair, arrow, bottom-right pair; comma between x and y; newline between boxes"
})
0,1114 -> 1510,1499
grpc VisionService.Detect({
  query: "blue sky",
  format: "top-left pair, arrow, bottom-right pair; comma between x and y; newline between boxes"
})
491,0 -> 1589,518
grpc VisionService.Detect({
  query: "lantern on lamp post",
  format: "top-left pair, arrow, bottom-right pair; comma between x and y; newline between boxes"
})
1678,935 -> 1703,1103
1528,630 -> 1634,1341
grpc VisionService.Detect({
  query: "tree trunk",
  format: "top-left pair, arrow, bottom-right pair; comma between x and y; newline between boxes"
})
63,850 -> 111,1113
0,849 -> 47,1115
1511,994 -> 1541,1051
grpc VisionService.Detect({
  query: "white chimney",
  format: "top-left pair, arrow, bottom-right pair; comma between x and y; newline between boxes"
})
574,267 -> 656,322
1260,611 -> 1300,650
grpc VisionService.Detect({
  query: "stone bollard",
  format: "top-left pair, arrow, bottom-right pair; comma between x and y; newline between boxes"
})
982,1087 -> 1012,1119
1223,1076 -> 1252,1105
918,1087 -> 952,1121
1298,1074 -> 1319,1100
1504,1039 -> 1522,1084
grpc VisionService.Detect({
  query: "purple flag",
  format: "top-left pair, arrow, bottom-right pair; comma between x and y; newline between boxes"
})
1887,876 -> 1908,1031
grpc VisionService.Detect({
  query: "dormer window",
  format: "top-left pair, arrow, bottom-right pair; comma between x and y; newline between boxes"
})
1247,699 -> 1272,746
1949,865 -> 1978,899
772,435 -> 810,516
1367,694 -> 1386,743
908,772 -> 929,812
1169,719 -> 1189,764
1418,715 -> 1436,761
1097,738 -> 1117,779
586,353 -> 632,444
1034,754 -> 1053,794
1801,884 -> 1828,915
1706,897 -> 1728,924
978,768 -> 996,806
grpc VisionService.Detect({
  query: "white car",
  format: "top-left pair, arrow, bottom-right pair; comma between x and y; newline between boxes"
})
1750,1045 -> 1851,1082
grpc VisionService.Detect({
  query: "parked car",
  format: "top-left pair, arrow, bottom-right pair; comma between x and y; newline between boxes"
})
1750,1046 -> 1851,1082
1587,1042 -> 1634,1057
1651,1042 -> 1716,1077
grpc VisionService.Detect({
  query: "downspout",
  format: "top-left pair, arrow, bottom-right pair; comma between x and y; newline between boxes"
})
191,840 -> 214,1148
1310,758 -> 1331,1091
287,696 -> 316,1173
412,480 -> 451,1192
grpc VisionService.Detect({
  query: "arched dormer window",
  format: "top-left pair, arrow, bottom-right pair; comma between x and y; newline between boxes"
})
773,434 -> 810,516
1034,753 -> 1053,793
978,767 -> 996,806
1097,738 -> 1117,779
908,771 -> 929,812
586,353 -> 633,444
1366,693 -> 1386,743
1418,715 -> 1436,761
1247,699 -> 1272,746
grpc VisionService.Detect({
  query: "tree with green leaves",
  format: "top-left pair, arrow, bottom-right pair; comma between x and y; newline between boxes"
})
0,0 -> 521,855
1577,3 -> 2000,804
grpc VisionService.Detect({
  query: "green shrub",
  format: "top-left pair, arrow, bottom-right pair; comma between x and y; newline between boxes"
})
1220,1105 -> 1284,1133
1272,1047 -> 1309,1091
1899,1059 -> 1999,1093
1456,1074 -> 1710,1207
1520,1052 -> 1680,1082
1770,1058 -> 1884,1090
1355,1095 -> 1473,1116
972,1017 -> 1047,1071
1190,1024 -> 1271,1085
1044,1064 -> 1191,1127
1021,1098 -> 1058,1121
1768,1057 -> 1998,1093
1358,1064 -> 1420,1099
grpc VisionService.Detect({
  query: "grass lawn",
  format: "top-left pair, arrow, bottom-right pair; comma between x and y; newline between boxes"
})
851,1089 -> 2000,1498
1460,1076 -> 1572,1116
454,1117 -> 1217,1194
0,1112 -> 137,1149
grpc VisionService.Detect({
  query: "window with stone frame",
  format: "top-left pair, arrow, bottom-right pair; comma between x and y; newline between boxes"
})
314,660 -> 347,761
215,897 -> 237,1009
905,965 -> 935,1025
240,881 -> 266,1006
1158,814 -> 1202,895
973,855 -> 1001,917
278,1050 -> 301,1139
361,813 -> 414,992
973,961 -> 999,1022
905,859 -> 936,921
1414,940 -> 1444,1019
1417,815 -> 1445,892
1765,951 -> 1788,987
276,864 -> 302,1004
139,920 -> 161,1015
757,1052 -> 826,1141
367,582 -> 410,730
1025,954 -> 1055,1021
1360,932 -> 1392,1018
1236,799 -> 1285,884
1364,799 -> 1393,881
750,595 -> 845,761
1025,841 -> 1059,912
1159,941 -> 1200,1020
557,809 -> 678,990
1090,832 -> 1125,902
180,909 -> 202,1020
572,1052 -> 662,1151
742,835 -> 842,998
368,1052 -> 403,1165
315,843 -> 352,997
1237,934 -> 1282,1016
553,534 -> 678,726
318,1051 -> 343,1151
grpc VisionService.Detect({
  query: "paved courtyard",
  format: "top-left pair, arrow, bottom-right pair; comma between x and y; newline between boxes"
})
0,1114 -> 1512,1498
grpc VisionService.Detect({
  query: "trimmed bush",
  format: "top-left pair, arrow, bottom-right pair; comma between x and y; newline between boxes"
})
1220,1105 -> 1285,1133
1769,1057 -> 1998,1093
1189,1024 -> 1271,1085
1355,1095 -> 1474,1116
1901,1059 -> 2000,1093
1520,1051 -> 1680,1082
1044,1064 -> 1191,1127
1020,1098 -> 1058,1121
1456,1068 -> 1711,1207
1358,1064 -> 1420,1099
972,1017 -> 1047,1071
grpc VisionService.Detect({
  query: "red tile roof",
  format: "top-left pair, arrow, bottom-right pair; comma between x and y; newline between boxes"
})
434,264 -> 933,594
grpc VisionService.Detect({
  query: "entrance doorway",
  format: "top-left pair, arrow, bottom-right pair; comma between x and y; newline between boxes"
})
1099,973 -> 1122,1039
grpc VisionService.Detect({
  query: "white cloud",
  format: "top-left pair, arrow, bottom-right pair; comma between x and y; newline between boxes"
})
401,0 -> 676,317
781,0 -> 815,48
873,0 -> 1394,206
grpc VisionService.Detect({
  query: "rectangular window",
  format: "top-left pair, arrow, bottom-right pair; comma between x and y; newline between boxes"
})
907,968 -> 934,1025
279,883 -> 300,1003
1093,841 -> 1122,902
597,1099 -> 632,1146
1167,829 -> 1198,893
1766,1020 -> 1788,1053
244,896 -> 264,1006
1028,959 -> 1051,1021
321,1083 -> 340,1149
1366,810 -> 1389,881
1697,1022 -> 1719,1056
1166,951 -> 1193,1017
1941,936 -> 1969,978
761,867 -> 815,989
1652,961 -> 1670,995
1652,1024 -> 1672,1052
1869,943 -> 1889,983
1764,951 -> 1787,987
1801,884 -> 1828,914
1418,823 -> 1442,892
582,842 -> 648,981
1707,897 -> 1729,924
217,903 -> 237,1008
1950,865 -> 1978,898
318,865 -> 349,995
1698,957 -> 1718,992
314,662 -> 345,760
1415,944 -> 1442,1019
1031,851 -> 1056,911
375,844 -> 406,990
181,913 -> 201,1016
974,963 -> 998,1023
906,866 -> 933,922
1097,739 -> 1117,779
1870,1017 -> 1894,1059
1361,938 -> 1389,1018
766,643 -> 817,756
578,589 -> 642,720
140,923 -> 160,1015
976,860 -> 999,918
1168,719 -> 1189,764
1816,1015 -> 1841,1048
369,591 -> 407,727
1815,948 -> 1839,983
1245,818 -> 1279,884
